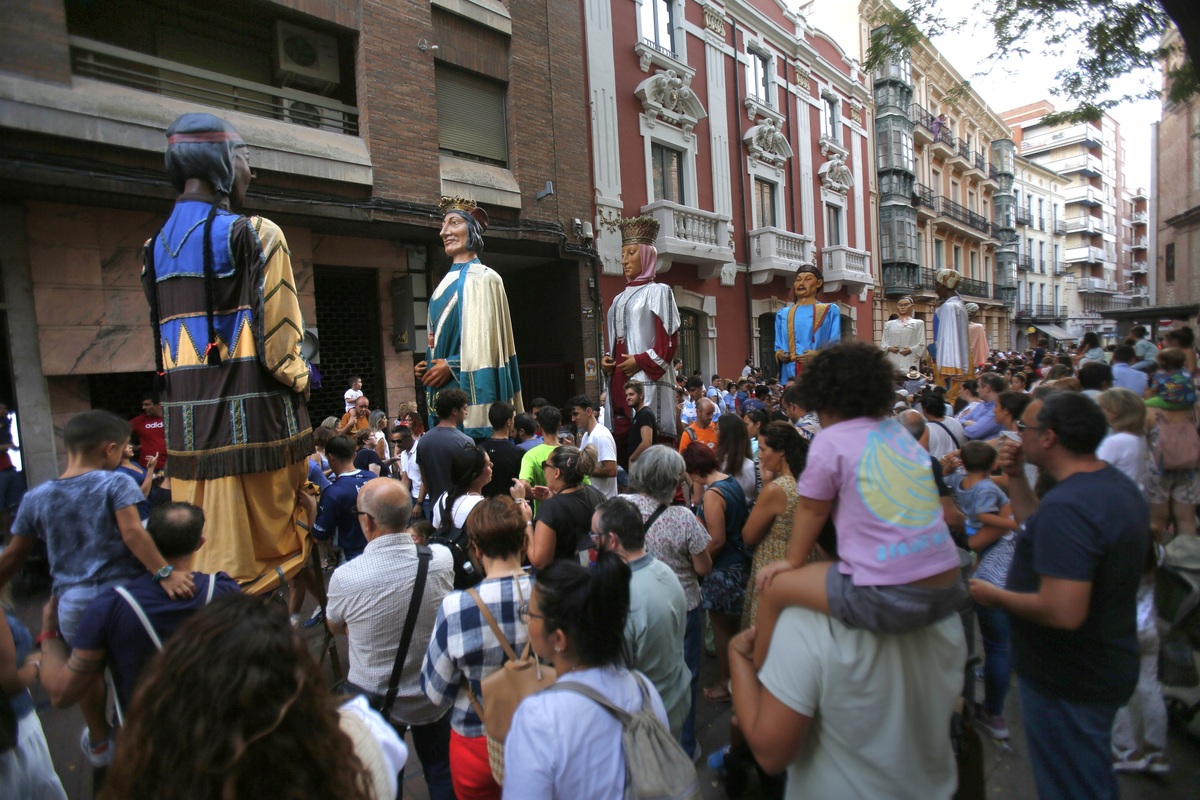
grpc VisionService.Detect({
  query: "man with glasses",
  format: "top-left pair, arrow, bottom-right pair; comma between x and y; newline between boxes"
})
326,478 -> 455,799
590,498 -> 691,745
970,392 -> 1148,800
312,434 -> 379,564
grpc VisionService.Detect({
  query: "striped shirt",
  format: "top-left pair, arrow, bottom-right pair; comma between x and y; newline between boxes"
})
421,572 -> 534,737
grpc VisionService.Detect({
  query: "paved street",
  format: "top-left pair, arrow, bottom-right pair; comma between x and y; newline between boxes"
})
11,583 -> 1199,799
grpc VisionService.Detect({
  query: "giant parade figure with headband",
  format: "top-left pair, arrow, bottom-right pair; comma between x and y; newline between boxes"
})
142,112 -> 312,594
602,215 -> 681,465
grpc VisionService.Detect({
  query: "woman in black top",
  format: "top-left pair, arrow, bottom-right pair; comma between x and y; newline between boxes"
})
518,445 -> 605,569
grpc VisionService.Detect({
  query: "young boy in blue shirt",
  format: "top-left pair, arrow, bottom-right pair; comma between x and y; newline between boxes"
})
0,410 -> 194,764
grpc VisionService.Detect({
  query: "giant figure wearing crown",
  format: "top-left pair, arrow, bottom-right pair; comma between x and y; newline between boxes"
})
415,196 -> 523,438
602,215 -> 680,465
142,113 -> 312,593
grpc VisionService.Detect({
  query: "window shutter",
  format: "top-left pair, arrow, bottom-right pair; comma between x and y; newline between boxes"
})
436,66 -> 508,164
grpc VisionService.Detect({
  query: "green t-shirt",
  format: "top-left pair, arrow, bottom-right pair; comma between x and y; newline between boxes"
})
519,442 -> 590,515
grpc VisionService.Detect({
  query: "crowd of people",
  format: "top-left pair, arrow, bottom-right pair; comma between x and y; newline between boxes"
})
1,317 -> 1196,799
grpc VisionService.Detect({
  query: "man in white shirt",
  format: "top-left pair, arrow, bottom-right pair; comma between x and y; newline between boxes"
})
919,393 -> 966,460
569,394 -> 618,499
326,478 -> 456,799
729,606 -> 965,799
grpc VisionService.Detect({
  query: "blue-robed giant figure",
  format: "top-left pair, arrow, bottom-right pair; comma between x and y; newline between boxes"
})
774,264 -> 840,382
415,196 -> 523,438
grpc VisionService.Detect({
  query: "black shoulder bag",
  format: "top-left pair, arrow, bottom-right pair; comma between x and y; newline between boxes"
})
339,544 -> 431,720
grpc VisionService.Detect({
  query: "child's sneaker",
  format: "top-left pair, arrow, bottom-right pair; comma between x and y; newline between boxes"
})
1112,753 -> 1149,772
80,727 -> 113,767
1144,753 -> 1171,774
976,712 -> 1010,740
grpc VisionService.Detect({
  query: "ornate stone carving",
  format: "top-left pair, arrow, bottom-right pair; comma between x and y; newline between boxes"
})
794,62 -> 812,92
720,263 -> 737,286
635,69 -> 707,140
743,117 -> 793,171
817,151 -> 854,196
704,6 -> 724,35
597,207 -> 622,234
848,101 -> 863,126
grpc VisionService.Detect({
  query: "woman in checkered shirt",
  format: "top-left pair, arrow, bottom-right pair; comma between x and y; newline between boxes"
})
421,496 -> 533,800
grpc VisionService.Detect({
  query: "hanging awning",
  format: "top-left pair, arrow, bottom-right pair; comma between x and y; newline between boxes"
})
1032,323 -> 1075,341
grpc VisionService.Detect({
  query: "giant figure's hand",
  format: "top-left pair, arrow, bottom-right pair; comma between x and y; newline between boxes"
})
775,350 -> 791,364
414,360 -> 428,382
421,359 -> 453,388
601,355 -> 617,375
797,349 -> 817,364
617,355 -> 640,377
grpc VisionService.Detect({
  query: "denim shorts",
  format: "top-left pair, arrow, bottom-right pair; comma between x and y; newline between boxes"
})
826,558 -> 971,635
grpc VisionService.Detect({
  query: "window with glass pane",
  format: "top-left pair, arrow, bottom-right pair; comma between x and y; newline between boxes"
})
749,52 -> 770,104
640,0 -> 675,54
651,143 -> 684,203
755,179 -> 777,228
970,251 -> 978,279
826,205 -> 842,246
825,97 -> 838,138
934,240 -> 944,270
953,245 -> 962,270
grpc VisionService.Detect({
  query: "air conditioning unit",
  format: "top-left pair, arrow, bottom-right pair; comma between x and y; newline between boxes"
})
275,20 -> 340,92
281,99 -> 346,134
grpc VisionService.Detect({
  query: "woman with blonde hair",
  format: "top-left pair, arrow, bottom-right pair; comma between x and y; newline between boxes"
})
1096,388 -> 1148,492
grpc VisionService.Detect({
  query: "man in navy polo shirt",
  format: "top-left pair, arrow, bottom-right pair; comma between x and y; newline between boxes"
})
313,434 -> 379,563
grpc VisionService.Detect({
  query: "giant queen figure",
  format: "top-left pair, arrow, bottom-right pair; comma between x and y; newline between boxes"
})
143,113 -> 312,593
415,196 -> 523,438
602,216 -> 680,465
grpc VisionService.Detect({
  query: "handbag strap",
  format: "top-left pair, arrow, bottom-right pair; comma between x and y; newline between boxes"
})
381,544 -> 431,718
114,586 -> 164,650
644,503 -> 668,534
466,585 -> 520,663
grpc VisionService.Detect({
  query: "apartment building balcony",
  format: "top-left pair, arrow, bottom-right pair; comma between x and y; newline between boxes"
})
1077,277 -> 1119,294
748,226 -> 814,285
1131,261 -> 1148,275
1063,184 -> 1104,207
1015,207 -> 1032,227
930,128 -> 958,161
992,280 -> 1018,306
958,276 -> 992,301
1017,254 -> 1033,272
1130,286 -> 1150,299
643,200 -> 734,273
1053,219 -> 1067,235
910,103 -> 936,145
1053,262 -> 1071,276
935,196 -> 992,238
1064,246 -> 1109,264
4,36 -> 374,187
820,245 -> 873,293
1052,153 -> 1104,177
1016,303 -> 1067,321
1063,216 -> 1103,235
1020,123 -> 1103,155
1132,187 -> 1148,201
1131,211 -> 1148,225
1131,236 -> 1148,250
913,183 -> 937,220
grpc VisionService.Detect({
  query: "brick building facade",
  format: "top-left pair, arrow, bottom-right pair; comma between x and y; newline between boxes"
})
0,0 -> 596,483
584,0 -> 874,381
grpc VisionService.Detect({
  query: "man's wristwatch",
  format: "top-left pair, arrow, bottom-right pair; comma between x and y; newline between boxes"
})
153,565 -> 175,582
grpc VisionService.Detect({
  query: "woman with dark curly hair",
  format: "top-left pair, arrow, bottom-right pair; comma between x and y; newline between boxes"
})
749,342 -> 966,669
103,594 -> 405,800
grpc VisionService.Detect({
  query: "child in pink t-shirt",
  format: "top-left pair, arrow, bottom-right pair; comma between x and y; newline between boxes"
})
752,343 -> 967,668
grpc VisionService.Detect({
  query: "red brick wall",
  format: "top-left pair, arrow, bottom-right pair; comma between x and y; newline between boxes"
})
0,0 -> 72,84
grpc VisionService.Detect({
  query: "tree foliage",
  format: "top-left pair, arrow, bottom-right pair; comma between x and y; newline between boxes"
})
865,0 -> 1198,123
